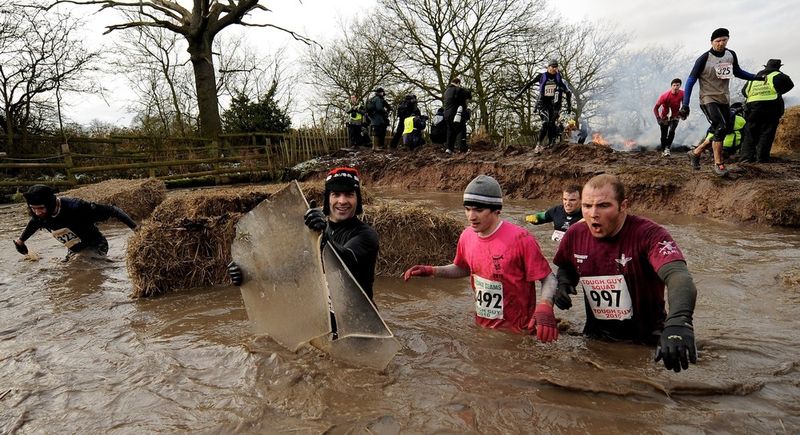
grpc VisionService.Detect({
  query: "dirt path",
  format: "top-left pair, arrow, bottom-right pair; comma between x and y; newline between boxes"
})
296,142 -> 800,228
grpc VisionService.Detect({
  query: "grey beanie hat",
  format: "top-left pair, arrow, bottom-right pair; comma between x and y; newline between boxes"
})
463,175 -> 503,210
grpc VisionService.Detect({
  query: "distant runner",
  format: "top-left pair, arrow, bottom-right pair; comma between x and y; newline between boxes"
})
13,184 -> 138,261
525,185 -> 583,242
553,174 -> 699,373
403,175 -> 559,342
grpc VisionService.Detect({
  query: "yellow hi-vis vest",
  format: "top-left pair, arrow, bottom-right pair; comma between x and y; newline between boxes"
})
745,72 -> 780,103
706,114 -> 746,150
403,116 -> 416,134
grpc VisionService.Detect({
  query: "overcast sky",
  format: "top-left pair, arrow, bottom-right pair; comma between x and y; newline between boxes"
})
70,0 -> 798,126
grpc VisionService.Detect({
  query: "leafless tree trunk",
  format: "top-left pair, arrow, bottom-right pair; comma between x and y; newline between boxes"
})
49,0 -> 315,139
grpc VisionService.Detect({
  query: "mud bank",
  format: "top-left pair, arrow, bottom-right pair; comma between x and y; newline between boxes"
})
296,143 -> 800,227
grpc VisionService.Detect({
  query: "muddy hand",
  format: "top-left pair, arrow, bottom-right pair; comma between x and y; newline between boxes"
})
304,200 -> 326,232
403,265 -> 434,281
13,239 -> 28,255
655,324 -> 697,373
533,302 -> 558,343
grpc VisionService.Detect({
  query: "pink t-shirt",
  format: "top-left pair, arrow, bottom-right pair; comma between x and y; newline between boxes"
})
553,215 -> 685,342
454,221 -> 552,332
653,89 -> 685,120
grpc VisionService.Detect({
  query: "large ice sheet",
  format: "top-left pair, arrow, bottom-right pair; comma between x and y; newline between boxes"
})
311,245 -> 401,370
231,181 -> 331,351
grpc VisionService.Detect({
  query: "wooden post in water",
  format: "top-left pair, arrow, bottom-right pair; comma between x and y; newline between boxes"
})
60,143 -> 77,185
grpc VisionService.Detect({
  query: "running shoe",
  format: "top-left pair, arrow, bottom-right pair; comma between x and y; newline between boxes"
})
687,150 -> 700,170
713,163 -> 729,177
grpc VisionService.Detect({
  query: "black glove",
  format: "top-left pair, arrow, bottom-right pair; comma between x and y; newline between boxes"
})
14,239 -> 28,255
679,105 -> 690,120
227,261 -> 243,286
554,282 -> 577,310
654,324 -> 697,373
304,200 -> 327,232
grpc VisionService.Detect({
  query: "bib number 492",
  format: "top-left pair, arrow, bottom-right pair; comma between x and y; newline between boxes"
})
476,290 -> 501,309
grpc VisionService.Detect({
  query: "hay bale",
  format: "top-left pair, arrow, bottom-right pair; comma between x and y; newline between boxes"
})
64,178 -> 166,221
362,202 -> 464,276
126,182 -> 375,297
773,105 -> 800,155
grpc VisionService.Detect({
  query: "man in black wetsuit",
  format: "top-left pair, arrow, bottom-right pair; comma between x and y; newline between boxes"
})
228,167 -> 379,300
13,184 -> 138,261
525,185 -> 583,243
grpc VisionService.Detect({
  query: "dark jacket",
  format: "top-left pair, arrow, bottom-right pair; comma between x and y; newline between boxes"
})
324,217 -> 379,300
366,94 -> 391,127
443,85 -> 472,120
742,67 -> 795,119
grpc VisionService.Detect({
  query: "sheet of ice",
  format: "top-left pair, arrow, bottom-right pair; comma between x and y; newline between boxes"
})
232,181 -> 331,351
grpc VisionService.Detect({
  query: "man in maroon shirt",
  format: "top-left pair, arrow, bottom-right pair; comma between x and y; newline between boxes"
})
553,174 -> 699,373
653,78 -> 685,157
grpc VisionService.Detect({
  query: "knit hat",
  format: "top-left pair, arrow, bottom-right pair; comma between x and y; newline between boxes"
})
323,167 -> 363,215
547,59 -> 559,67
764,59 -> 783,69
463,175 -> 503,210
23,184 -> 58,217
710,28 -> 729,41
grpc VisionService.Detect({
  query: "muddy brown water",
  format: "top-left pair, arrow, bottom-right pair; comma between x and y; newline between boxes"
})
1,189 -> 799,434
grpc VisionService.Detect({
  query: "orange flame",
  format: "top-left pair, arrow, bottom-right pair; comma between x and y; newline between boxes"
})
592,132 -> 608,146
623,139 -> 637,150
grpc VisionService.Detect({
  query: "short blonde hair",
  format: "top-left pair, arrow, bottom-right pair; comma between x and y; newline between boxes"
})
584,174 -> 625,203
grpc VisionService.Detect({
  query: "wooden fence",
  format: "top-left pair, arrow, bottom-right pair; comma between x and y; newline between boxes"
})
0,130 -> 350,188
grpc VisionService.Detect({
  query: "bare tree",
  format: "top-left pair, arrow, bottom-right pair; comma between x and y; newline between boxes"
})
48,0 -> 314,138
303,15 -> 397,128
113,19 -> 195,136
554,20 -> 628,122
0,4 -> 100,154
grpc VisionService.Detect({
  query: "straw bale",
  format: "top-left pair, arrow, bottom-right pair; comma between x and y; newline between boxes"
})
127,213 -> 240,298
362,202 -> 463,276
126,181 -> 374,297
64,178 -> 166,221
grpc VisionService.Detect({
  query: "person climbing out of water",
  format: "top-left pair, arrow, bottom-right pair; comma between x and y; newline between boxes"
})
653,78 -> 685,157
552,174 -> 699,373
525,185 -> 583,243
403,175 -> 560,342
13,184 -> 138,261
228,167 -> 379,301
682,27 -> 755,176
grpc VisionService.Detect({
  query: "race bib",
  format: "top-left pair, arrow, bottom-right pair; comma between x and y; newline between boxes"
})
551,230 -> 566,242
474,274 -> 503,320
52,228 -> 81,249
543,83 -> 557,97
715,62 -> 733,79
579,275 -> 633,320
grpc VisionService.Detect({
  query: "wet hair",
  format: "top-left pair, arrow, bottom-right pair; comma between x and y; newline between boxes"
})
584,174 -> 625,203
23,184 -> 58,216
563,185 -> 582,196
671,78 -> 682,86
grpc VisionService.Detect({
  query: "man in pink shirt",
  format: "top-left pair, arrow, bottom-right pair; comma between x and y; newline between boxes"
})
403,175 -> 559,342
653,78 -> 685,157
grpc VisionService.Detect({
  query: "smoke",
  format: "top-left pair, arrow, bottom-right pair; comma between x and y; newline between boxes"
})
584,45 -> 753,151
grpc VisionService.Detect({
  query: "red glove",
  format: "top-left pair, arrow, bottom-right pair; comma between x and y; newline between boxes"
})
403,265 -> 434,281
533,302 -> 558,343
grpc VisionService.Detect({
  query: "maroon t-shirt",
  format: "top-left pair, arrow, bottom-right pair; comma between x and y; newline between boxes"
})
553,215 -> 685,343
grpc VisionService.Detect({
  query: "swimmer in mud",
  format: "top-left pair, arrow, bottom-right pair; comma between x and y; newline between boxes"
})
552,174 -> 698,373
525,185 -> 583,243
13,184 -> 138,261
403,175 -> 560,343
228,167 -> 379,300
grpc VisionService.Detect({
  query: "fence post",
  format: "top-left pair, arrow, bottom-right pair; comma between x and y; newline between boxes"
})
60,143 -> 77,185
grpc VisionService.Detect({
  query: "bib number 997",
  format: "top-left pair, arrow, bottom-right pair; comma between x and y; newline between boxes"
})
588,289 -> 622,307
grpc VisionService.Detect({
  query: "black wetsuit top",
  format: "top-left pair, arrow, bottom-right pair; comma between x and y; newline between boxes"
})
324,216 -> 379,300
541,205 -> 583,232
19,197 -> 137,252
